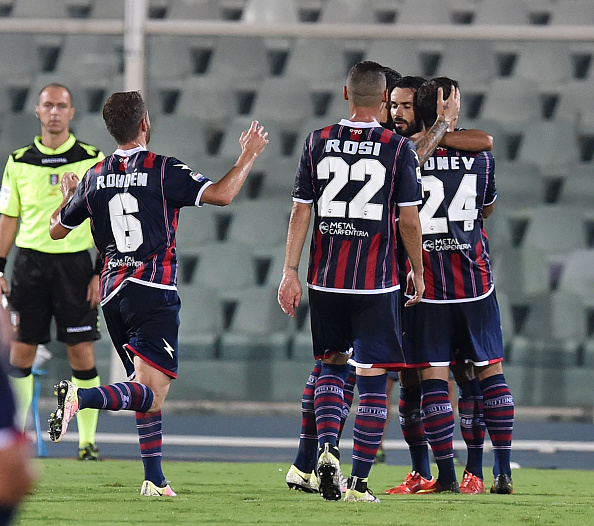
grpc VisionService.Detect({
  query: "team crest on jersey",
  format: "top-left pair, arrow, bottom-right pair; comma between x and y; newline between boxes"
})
50,173 -> 59,185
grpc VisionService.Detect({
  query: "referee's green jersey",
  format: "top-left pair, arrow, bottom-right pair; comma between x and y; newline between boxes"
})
0,133 -> 105,254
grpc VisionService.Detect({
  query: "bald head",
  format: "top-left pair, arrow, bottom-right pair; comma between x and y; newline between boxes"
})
346,61 -> 387,109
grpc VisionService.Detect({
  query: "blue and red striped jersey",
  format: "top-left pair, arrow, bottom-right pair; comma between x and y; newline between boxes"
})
59,147 -> 212,303
418,147 -> 496,302
292,119 -> 421,294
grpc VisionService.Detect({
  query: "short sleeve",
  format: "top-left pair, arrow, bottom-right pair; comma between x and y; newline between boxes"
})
291,134 -> 315,203
162,157 -> 213,208
396,138 -> 422,207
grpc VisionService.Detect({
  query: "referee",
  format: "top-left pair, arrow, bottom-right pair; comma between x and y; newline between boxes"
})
0,83 -> 104,460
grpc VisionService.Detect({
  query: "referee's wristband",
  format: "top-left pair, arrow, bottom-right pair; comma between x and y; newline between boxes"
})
0,257 -> 6,274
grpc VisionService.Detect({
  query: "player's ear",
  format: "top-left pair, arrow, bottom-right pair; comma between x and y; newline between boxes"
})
343,86 -> 348,101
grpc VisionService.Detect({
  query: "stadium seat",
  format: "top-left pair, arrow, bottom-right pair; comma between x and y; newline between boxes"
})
148,114 -> 210,167
257,158 -> 299,199
516,119 -> 581,177
191,241 -> 256,299
0,112 -> 41,163
175,204 -> 221,258
396,0 -> 455,25
71,113 -> 115,155
479,78 -> 542,131
320,0 -> 376,24
12,0 -> 68,17
217,117 -> 287,163
89,0 -> 124,18
218,285 -> 293,360
174,77 -> 233,122
177,283 -> 223,359
551,249 -> 594,341
472,0 -> 530,25
249,78 -> 315,123
460,118 -> 507,159
513,41 -> 574,88
493,161 -> 543,210
554,80 -> 594,132
147,35 -> 207,82
549,0 -> 594,25
241,0 -> 299,23
206,36 -> 270,83
364,39 -> 423,78
509,292 -> 580,367
167,0 -> 221,20
283,38 -> 348,85
520,205 -> 588,295
0,34 -> 41,85
224,199 -> 292,250
558,164 -> 594,207
55,34 -> 123,83
435,40 -> 498,90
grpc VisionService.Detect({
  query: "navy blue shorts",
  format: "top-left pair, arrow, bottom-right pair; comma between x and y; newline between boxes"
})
308,288 -> 405,371
402,290 -> 504,368
101,282 -> 180,379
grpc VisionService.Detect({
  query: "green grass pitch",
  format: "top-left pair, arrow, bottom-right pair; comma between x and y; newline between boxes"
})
15,459 -> 594,526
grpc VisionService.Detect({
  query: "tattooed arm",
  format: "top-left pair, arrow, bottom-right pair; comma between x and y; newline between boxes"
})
413,86 -> 460,165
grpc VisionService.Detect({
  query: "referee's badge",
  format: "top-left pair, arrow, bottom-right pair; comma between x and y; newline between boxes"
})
50,173 -> 59,185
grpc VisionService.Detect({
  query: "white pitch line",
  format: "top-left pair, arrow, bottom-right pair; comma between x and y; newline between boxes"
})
46,433 -> 594,454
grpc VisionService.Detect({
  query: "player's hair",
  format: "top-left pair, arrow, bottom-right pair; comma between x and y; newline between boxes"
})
392,75 -> 427,93
346,61 -> 387,108
38,83 -> 73,106
383,66 -> 402,96
415,76 -> 460,128
103,91 -> 147,145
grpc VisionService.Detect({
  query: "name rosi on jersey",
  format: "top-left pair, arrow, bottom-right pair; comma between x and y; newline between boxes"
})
293,120 -> 422,294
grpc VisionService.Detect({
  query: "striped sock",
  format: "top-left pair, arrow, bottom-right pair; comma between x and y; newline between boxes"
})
399,384 -> 431,479
338,366 -> 356,441
294,361 -> 321,473
314,363 -> 350,449
136,411 -> 165,486
458,378 -> 485,479
421,378 -> 456,485
77,382 -> 154,413
351,374 -> 387,479
481,374 -> 514,477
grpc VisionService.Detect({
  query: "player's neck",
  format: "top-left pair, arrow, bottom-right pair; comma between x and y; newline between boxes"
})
40,129 -> 70,150
348,107 -> 381,123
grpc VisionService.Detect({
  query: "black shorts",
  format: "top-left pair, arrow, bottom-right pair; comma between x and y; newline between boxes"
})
9,248 -> 99,345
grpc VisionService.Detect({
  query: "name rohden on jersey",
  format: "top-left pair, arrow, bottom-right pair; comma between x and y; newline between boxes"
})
319,221 -> 370,237
96,171 -> 148,190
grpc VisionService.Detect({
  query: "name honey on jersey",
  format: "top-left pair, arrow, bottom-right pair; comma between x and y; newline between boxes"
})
419,148 -> 497,302
293,119 -> 421,293
59,149 -> 212,303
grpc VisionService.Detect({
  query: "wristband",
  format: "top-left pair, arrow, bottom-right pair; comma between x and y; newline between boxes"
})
0,257 -> 6,273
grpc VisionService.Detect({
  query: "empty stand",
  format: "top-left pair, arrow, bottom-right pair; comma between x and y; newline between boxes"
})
167,0 -> 221,20
520,205 -> 587,295
206,36 -> 270,83
549,0 -> 594,26
472,0 -> 530,25
435,40 -> 497,90
320,0 -> 376,24
241,0 -> 298,23
71,113 -> 115,154
218,285 -> 293,360
396,0 -> 454,25
174,77 -> 234,122
283,38 -> 348,85
516,119 -> 581,176
479,78 -> 542,131
177,283 -> 223,358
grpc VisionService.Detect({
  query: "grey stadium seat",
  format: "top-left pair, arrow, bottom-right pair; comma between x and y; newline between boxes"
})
241,0 -> 299,23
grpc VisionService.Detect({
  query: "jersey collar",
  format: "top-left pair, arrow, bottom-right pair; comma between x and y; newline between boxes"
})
114,146 -> 147,157
34,133 -> 76,155
338,119 -> 381,128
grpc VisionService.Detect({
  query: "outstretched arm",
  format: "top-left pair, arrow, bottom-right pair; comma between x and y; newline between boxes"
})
278,201 -> 311,318
201,121 -> 268,206
440,129 -> 493,151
